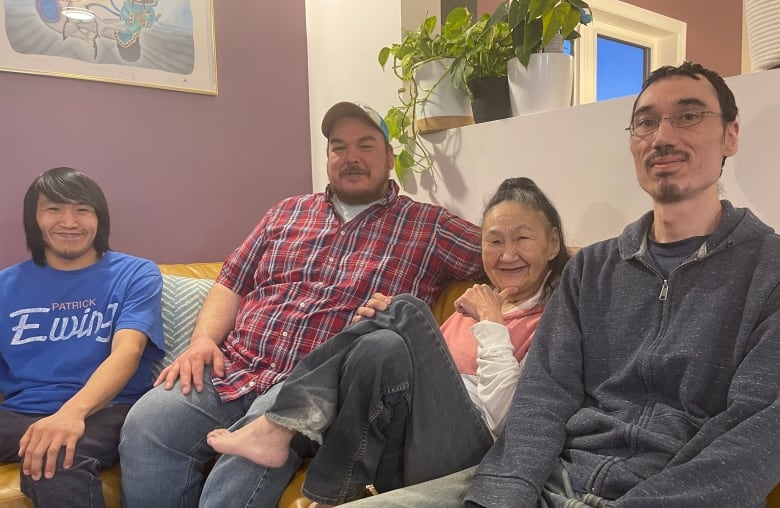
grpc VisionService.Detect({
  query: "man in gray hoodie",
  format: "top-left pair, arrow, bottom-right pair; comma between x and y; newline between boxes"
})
344,62 -> 780,508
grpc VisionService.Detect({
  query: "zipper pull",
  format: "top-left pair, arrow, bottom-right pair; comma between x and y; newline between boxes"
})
659,279 -> 669,301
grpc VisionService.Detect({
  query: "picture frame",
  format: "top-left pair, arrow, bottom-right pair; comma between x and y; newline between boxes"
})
0,0 -> 217,95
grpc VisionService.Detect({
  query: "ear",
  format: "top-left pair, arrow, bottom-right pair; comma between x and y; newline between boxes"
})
385,144 -> 395,171
547,227 -> 561,261
722,120 -> 739,157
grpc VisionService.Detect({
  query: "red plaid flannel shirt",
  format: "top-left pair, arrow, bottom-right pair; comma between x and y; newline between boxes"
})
212,181 -> 483,400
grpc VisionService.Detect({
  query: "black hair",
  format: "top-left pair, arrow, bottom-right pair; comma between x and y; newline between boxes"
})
632,61 -> 738,123
483,177 -> 570,300
23,167 -> 111,266
631,62 -> 738,168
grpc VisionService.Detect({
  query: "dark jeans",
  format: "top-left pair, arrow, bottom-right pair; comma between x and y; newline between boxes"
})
267,294 -> 494,505
0,403 -> 130,508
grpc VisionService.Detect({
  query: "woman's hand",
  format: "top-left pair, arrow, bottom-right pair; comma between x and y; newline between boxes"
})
352,293 -> 393,323
455,284 -> 518,324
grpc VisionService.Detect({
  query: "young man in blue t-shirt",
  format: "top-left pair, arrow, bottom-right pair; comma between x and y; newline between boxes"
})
0,167 -> 165,508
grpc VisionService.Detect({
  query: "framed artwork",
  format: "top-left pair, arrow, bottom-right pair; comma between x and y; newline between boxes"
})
0,0 -> 217,95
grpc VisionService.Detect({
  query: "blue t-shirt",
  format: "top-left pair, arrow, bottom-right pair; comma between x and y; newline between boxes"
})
0,251 -> 165,414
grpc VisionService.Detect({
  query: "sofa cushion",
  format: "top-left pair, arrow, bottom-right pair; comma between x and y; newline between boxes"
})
152,274 -> 215,379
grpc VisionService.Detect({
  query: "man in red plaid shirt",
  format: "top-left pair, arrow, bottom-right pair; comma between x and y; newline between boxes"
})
120,101 -> 485,508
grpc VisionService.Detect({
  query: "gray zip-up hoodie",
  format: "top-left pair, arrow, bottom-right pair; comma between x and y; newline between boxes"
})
466,201 -> 780,508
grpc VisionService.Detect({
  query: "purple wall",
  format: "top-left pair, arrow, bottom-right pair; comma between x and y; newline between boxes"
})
0,2 -> 311,268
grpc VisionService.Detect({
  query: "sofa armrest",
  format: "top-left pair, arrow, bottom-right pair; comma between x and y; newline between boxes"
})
769,484 -> 780,508
430,281 -> 474,325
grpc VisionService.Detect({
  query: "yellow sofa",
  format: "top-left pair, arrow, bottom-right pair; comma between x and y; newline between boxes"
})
0,263 -> 467,508
1,263 -> 778,508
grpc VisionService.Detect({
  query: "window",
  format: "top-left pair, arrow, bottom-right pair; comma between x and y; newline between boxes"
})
572,0 -> 686,105
596,35 -> 648,101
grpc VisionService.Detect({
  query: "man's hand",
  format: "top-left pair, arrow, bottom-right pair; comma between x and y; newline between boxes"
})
455,284 -> 518,323
19,411 -> 85,481
352,293 -> 393,323
154,338 -> 226,394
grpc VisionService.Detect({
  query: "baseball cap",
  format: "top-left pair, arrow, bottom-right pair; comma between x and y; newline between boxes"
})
321,101 -> 390,143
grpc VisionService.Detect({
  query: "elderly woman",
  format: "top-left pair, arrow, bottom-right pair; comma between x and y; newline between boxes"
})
207,177 -> 570,507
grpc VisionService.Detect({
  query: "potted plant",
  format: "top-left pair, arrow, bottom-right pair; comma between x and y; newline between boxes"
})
378,7 -> 476,181
460,8 -> 515,123
504,0 -> 592,68
499,0 -> 593,116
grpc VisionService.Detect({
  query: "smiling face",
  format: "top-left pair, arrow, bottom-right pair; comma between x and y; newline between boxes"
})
36,194 -> 99,270
481,201 -> 560,305
326,116 -> 394,205
629,75 -> 739,205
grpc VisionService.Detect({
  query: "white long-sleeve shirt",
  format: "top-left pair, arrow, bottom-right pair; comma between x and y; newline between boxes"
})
444,285 -> 547,438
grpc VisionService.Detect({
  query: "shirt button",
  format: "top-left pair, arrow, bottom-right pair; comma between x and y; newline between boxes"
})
328,257 -> 334,262
270,362 -> 277,368
282,331 -> 288,337
299,302 -> 305,308
248,381 -> 256,387
340,231 -> 346,236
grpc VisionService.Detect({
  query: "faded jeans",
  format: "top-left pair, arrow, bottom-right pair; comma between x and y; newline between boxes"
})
0,404 -> 129,508
267,294 -> 494,505
343,460 -> 611,508
118,370 -> 308,508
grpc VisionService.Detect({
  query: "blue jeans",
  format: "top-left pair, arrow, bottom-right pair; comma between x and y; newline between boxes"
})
267,294 -> 493,505
0,404 -> 129,508
118,370 -> 304,508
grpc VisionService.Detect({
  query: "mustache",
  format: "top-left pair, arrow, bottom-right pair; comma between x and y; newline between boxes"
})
645,146 -> 689,167
340,165 -> 369,177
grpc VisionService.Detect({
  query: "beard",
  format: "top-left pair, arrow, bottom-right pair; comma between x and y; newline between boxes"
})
642,147 -> 690,203
649,180 -> 685,204
332,184 -> 386,204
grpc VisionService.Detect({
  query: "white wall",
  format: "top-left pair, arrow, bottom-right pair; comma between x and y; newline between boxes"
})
305,3 -> 780,248
403,68 -> 780,248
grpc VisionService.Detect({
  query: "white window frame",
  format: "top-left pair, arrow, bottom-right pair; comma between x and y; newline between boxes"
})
572,0 -> 687,105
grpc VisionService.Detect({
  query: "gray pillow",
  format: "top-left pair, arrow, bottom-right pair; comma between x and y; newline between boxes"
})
152,274 -> 215,380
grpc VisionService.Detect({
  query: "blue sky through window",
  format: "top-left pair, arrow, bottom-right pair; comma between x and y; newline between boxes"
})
596,36 -> 647,101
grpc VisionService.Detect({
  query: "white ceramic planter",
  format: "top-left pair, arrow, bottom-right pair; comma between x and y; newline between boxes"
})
507,53 -> 573,117
413,58 -> 474,133
746,0 -> 780,71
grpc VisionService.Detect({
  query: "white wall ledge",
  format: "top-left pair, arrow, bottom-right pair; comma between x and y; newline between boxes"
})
403,69 -> 780,247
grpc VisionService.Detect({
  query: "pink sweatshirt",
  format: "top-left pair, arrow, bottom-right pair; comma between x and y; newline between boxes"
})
442,304 -> 545,376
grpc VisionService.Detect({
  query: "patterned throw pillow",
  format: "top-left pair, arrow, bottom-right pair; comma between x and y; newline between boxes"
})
151,274 -> 215,380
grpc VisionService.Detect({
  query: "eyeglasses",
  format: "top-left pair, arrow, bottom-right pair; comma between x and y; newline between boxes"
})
626,110 -> 723,137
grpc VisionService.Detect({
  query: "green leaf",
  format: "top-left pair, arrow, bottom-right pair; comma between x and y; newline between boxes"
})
541,3 -> 570,48
508,0 -> 530,29
443,6 -> 472,39
523,17 -> 543,54
398,150 -> 415,168
394,149 -> 416,182
488,2 -> 508,28
422,15 -> 437,36
561,4 -> 582,39
518,49 -> 531,68
449,58 -> 469,94
528,0 -> 555,21
569,0 -> 590,10
378,46 -> 391,69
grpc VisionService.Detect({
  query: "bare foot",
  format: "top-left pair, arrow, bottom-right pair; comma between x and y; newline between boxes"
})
206,416 -> 295,467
